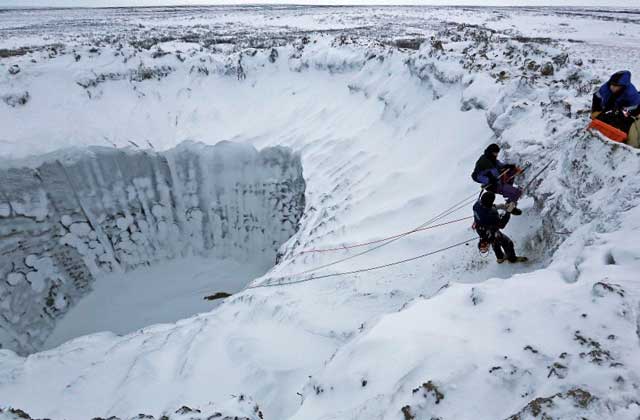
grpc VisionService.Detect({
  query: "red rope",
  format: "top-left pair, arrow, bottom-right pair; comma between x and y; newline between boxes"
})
249,237 -> 477,289
289,166 -> 525,258
294,216 -> 473,255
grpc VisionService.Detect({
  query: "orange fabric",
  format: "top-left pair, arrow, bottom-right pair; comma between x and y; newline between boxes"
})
588,119 -> 628,143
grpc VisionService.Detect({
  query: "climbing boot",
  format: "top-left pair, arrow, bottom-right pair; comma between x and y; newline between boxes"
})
506,202 -> 522,216
508,256 -> 528,263
496,258 -> 506,264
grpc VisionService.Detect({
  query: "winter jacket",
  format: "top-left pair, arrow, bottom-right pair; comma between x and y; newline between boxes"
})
471,150 -> 510,186
473,201 -> 511,235
592,71 -> 640,117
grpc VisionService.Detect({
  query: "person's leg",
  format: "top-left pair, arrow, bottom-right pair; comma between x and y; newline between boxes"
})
628,119 -> 640,148
486,231 -> 505,261
496,232 -> 517,262
492,239 -> 505,261
497,182 -> 522,203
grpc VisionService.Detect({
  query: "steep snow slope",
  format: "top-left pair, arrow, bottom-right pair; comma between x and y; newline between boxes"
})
1,5 -> 640,420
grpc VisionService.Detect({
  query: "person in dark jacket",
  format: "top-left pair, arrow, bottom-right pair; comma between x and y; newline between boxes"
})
591,70 -> 640,136
473,191 -> 527,264
471,143 -> 523,215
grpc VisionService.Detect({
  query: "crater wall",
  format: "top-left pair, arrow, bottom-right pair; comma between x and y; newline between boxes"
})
0,141 -> 305,355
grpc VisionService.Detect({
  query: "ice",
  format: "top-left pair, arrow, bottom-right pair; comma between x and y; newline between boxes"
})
1,5 -> 640,420
0,142 -> 305,354
42,255 -> 266,350
5,273 -> 24,287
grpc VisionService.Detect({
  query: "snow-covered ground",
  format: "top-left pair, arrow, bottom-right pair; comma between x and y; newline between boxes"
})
42,255 -> 267,350
1,5 -> 640,420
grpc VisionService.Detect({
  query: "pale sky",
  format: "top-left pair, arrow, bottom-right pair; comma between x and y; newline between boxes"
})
1,0 -> 639,7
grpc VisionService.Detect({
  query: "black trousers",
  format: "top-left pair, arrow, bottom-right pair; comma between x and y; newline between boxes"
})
491,231 -> 516,261
478,226 -> 516,261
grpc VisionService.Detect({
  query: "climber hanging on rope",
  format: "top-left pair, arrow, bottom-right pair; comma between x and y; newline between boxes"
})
473,191 -> 527,264
589,70 -> 640,148
471,143 -> 524,215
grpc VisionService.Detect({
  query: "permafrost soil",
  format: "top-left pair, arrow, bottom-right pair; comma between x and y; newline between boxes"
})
0,5 -> 640,420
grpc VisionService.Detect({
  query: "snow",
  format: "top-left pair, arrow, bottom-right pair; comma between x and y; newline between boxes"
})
42,256 -> 266,350
289,231 -> 640,419
1,4 -> 640,420
5,273 -> 24,287
0,142 -> 305,354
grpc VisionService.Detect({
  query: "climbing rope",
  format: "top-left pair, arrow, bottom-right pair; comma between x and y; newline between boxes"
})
293,216 -> 473,256
274,167 -> 526,279
288,167 -> 526,259
219,163 -> 543,292
247,237 -> 477,289
520,160 -> 553,194
280,187 -> 483,278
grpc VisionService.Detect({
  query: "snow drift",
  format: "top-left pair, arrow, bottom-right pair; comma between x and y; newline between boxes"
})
1,5 -> 640,420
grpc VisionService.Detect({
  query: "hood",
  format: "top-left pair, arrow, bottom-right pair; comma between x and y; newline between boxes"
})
609,70 -> 632,87
483,144 -> 500,161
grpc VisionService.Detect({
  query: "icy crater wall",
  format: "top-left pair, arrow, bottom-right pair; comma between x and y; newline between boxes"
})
0,141 -> 305,355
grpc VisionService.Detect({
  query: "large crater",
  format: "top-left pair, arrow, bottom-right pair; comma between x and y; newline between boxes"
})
0,141 -> 305,355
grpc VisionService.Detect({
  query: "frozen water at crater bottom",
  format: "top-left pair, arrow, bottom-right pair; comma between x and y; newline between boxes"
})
43,255 -> 266,350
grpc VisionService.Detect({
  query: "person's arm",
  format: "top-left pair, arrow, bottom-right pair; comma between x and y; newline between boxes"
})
625,103 -> 640,118
501,162 -> 517,172
497,212 -> 511,229
473,157 -> 497,186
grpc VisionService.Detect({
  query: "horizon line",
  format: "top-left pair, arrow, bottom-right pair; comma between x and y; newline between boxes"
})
3,3 -> 640,9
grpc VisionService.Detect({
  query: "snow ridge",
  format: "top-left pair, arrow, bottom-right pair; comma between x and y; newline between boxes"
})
1,5 -> 640,420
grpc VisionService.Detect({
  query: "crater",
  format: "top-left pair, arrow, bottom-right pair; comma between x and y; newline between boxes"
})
0,141 -> 305,354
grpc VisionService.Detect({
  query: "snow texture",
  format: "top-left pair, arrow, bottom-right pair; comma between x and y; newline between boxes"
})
1,5 -> 640,420
0,142 -> 305,354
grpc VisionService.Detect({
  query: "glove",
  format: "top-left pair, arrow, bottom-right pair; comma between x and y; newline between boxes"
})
505,202 -> 517,213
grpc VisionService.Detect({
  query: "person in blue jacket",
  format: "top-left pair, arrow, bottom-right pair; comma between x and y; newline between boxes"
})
471,143 -> 523,215
473,191 -> 527,264
591,70 -> 640,140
